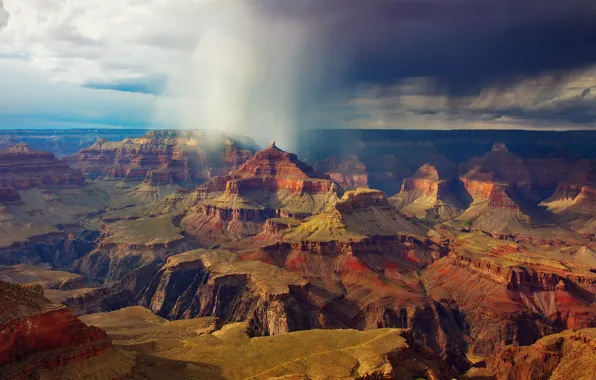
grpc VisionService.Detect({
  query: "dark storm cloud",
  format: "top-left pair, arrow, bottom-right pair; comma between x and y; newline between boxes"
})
257,0 -> 596,95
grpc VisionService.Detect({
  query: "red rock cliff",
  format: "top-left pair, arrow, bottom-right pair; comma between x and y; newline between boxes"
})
0,281 -> 110,375
0,143 -> 86,190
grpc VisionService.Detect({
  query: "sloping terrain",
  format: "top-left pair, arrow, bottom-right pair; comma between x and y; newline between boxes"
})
76,306 -> 457,380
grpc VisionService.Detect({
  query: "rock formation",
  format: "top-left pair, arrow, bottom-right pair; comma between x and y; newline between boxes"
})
0,143 -> 85,190
470,328 -> 596,379
541,184 -> 596,234
391,163 -> 461,220
314,155 -> 369,190
71,216 -> 199,285
138,249 -> 309,336
0,230 -> 99,268
63,130 -> 255,183
0,264 -> 85,290
455,143 -> 549,235
144,189 -> 471,370
0,280 -> 110,377
5,129 -> 596,379
177,142 -> 340,244
424,233 -> 596,356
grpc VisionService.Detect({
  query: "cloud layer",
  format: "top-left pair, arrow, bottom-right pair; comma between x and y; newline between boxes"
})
0,0 -> 595,142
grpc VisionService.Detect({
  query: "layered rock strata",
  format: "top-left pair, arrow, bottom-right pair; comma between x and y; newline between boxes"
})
391,163 -> 460,220
0,281 -> 110,376
178,142 -> 340,244
63,130 -> 255,183
0,143 -> 85,190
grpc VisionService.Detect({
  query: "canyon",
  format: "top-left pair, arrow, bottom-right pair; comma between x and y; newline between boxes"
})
1,130 -> 596,379
63,130 -> 256,183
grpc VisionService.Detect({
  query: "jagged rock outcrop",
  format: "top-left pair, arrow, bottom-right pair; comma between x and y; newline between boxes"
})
137,253 -> 471,374
472,328 -> 596,380
391,163 -> 461,220
0,281 -> 110,376
460,142 -> 534,200
277,188 -> 434,253
459,143 -> 525,210
0,143 -> 85,190
63,130 -> 255,183
138,249 -> 309,336
455,144 -> 545,235
460,143 -> 594,220
177,142 -> 340,244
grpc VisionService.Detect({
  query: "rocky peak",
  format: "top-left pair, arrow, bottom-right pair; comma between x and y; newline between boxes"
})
390,163 -> 459,220
460,141 -> 528,196
6,143 -> 38,155
236,143 -> 322,179
491,142 -> 509,153
412,163 -> 440,181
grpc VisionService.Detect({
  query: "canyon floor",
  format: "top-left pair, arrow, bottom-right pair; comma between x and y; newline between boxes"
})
1,129 -> 596,379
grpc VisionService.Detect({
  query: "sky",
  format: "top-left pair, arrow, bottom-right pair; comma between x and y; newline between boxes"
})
0,0 -> 596,147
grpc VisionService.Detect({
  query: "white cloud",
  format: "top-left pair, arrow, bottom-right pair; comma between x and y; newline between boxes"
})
0,0 -> 212,84
0,1 -> 7,30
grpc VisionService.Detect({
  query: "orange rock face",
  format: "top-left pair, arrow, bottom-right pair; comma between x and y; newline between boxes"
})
180,142 -> 340,244
0,281 -> 110,375
216,141 -> 339,195
391,163 -> 460,220
0,143 -> 85,190
334,188 -> 390,212
460,177 -> 519,210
